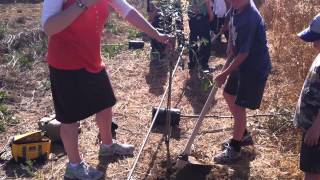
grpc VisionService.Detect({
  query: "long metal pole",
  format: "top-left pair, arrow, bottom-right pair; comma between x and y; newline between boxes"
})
165,57 -> 173,143
181,83 -> 218,155
127,47 -> 184,180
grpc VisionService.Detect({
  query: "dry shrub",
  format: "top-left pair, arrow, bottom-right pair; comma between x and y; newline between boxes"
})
261,0 -> 320,107
258,0 -> 319,161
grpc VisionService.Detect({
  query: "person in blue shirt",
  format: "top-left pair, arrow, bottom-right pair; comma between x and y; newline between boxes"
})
213,0 -> 272,163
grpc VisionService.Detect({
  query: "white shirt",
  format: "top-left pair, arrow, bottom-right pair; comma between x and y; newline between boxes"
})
212,0 -> 226,18
41,0 -> 134,28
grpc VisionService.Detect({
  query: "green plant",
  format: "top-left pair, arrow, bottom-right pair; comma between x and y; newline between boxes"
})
102,44 -> 125,59
105,18 -> 120,35
0,121 -> 4,132
0,91 -> 7,103
0,105 -> 8,132
267,107 -> 294,135
38,79 -> 51,91
0,22 -> 6,40
127,28 -> 140,39
19,53 -> 33,69
20,160 -> 35,177
0,91 -> 18,132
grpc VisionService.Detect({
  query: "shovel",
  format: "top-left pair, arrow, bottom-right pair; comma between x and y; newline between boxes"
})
176,82 -> 219,168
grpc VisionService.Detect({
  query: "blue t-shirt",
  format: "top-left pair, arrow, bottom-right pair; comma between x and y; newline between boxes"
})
229,1 -> 272,78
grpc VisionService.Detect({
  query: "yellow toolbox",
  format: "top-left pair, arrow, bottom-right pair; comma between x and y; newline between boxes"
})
11,131 -> 51,162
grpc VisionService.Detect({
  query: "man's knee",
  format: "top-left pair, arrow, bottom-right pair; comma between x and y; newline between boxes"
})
61,122 -> 79,128
97,107 -> 112,117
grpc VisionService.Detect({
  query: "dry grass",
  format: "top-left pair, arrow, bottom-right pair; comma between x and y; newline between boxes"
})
261,0 -> 320,107
0,0 -> 319,179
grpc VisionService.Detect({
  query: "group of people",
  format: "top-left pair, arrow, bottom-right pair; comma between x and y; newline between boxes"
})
40,0 -> 319,179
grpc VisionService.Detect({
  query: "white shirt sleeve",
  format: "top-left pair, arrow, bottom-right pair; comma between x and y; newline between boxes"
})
214,0 -> 227,17
41,0 -> 64,28
109,0 -> 134,18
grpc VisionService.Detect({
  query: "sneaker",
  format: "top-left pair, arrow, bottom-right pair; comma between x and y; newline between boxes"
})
213,145 -> 241,164
99,142 -> 134,157
64,161 -> 103,180
221,132 -> 254,150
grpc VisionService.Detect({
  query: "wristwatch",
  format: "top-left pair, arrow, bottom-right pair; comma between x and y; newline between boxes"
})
76,0 -> 88,10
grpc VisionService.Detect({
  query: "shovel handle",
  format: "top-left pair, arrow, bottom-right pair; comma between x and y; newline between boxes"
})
182,82 -> 219,155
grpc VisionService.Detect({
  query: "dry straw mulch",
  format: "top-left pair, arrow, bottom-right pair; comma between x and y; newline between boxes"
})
2,0 -> 319,179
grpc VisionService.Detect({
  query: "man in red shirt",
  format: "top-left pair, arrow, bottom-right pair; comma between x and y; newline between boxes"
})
41,0 -> 174,179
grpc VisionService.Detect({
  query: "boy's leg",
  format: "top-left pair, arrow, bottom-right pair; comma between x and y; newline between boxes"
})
214,71 -> 260,164
95,107 -> 113,145
61,122 -> 103,179
198,16 -> 211,69
223,91 -> 246,141
230,72 -> 268,141
213,72 -> 242,164
60,122 -> 81,164
232,105 -> 247,141
188,17 -> 198,69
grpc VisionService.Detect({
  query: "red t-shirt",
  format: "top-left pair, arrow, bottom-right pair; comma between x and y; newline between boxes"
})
47,0 -> 109,73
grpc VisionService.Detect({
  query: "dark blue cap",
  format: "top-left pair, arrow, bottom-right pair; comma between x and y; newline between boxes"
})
298,14 -> 320,42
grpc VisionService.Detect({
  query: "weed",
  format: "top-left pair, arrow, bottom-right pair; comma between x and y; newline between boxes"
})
127,28 -> 140,39
102,44 -> 126,59
105,18 -> 119,35
0,22 -> 6,40
38,79 -> 51,91
0,104 -> 8,132
20,160 -> 35,177
267,107 -> 295,135
0,91 -> 8,103
0,91 -> 18,132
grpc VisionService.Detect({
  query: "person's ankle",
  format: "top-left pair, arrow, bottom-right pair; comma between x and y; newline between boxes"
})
69,160 -> 82,168
101,143 -> 113,148
101,139 -> 114,148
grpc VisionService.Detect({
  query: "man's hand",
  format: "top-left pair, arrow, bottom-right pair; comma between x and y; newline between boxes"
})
214,72 -> 228,87
156,33 -> 175,50
304,120 -> 320,147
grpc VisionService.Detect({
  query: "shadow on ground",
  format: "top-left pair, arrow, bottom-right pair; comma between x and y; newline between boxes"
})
183,68 -> 215,114
97,154 -> 134,179
145,59 -> 169,96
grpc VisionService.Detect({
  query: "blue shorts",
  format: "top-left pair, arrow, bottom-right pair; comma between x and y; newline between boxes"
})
224,70 -> 268,110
